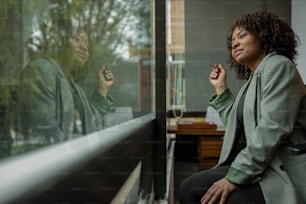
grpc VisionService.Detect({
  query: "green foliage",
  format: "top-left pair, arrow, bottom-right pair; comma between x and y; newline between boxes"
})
24,0 -> 152,63
0,85 -> 10,107
0,0 -> 153,159
10,143 -> 47,156
0,0 -> 22,82
0,0 -> 20,31
0,0 -> 152,112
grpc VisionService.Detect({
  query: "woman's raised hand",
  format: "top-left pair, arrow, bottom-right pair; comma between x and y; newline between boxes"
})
97,66 -> 114,96
209,64 -> 228,95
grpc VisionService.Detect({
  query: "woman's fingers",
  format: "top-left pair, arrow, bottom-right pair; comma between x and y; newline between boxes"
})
200,178 -> 237,204
219,190 -> 231,204
201,182 -> 221,204
98,67 -> 114,82
210,67 -> 220,79
209,64 -> 226,80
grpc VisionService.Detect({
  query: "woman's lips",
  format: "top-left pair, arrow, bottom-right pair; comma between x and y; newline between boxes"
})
77,51 -> 87,60
234,49 -> 243,57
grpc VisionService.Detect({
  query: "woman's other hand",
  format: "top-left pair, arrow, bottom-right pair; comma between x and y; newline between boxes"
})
209,64 -> 228,95
201,178 -> 237,204
97,66 -> 115,96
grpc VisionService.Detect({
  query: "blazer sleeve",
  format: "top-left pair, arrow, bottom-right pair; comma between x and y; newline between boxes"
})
208,88 -> 235,127
90,90 -> 114,129
19,59 -> 64,143
226,56 -> 304,184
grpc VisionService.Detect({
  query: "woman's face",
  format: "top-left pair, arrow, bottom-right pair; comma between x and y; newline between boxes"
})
231,27 -> 265,71
67,30 -> 89,66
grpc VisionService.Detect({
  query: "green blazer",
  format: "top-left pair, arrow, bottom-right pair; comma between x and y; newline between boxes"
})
209,53 -> 306,204
19,58 -> 113,144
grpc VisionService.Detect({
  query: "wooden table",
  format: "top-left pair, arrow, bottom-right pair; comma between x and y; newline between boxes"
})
168,123 -> 225,170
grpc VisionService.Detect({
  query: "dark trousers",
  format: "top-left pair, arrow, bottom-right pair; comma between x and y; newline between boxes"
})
179,165 -> 266,204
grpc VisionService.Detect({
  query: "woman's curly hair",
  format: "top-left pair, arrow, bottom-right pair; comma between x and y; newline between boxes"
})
226,11 -> 300,80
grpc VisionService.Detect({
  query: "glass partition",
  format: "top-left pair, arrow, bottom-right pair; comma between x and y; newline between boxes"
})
0,0 -> 154,159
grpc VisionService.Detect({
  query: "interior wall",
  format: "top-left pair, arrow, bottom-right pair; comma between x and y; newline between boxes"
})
185,0 -> 291,111
292,0 -> 306,82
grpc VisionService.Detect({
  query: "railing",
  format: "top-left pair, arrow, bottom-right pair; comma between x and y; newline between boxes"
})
0,113 -> 155,203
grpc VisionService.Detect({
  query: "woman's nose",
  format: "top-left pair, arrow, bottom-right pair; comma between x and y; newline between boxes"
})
80,44 -> 88,52
232,40 -> 239,50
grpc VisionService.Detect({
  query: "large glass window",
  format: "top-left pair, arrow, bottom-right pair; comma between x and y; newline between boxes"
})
0,0 -> 154,159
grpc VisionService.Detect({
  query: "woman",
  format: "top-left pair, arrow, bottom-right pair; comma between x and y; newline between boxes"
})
19,28 -> 114,144
180,11 -> 306,204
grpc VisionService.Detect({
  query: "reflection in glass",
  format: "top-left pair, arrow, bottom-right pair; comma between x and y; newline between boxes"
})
19,28 -> 115,145
0,0 -> 153,159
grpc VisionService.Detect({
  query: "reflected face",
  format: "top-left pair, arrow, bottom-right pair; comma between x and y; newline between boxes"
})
68,30 -> 89,66
231,27 -> 264,70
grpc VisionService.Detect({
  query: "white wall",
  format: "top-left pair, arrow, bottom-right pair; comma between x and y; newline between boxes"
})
292,0 -> 306,82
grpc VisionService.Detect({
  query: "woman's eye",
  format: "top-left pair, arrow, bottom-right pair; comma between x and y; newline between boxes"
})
239,33 -> 247,39
74,36 -> 81,42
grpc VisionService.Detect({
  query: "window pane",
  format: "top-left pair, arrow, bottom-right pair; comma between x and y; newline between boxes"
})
0,0 -> 154,159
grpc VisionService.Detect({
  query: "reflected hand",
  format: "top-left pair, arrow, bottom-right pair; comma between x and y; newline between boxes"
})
97,66 -> 115,96
209,64 -> 227,95
201,178 -> 237,204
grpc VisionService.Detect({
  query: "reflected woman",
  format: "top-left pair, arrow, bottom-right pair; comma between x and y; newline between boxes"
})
19,27 -> 115,145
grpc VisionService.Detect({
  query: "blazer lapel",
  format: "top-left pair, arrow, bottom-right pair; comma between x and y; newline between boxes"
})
243,72 -> 259,134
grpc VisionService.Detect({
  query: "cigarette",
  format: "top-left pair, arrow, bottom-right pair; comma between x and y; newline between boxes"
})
209,64 -> 215,69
